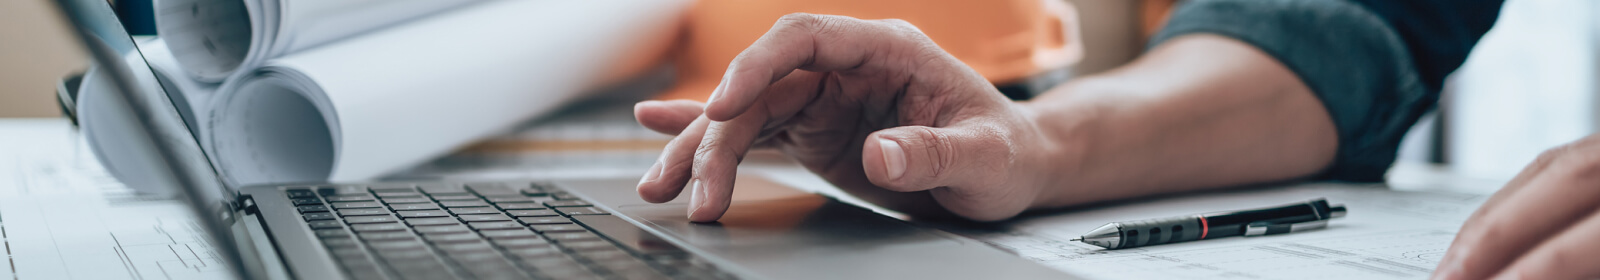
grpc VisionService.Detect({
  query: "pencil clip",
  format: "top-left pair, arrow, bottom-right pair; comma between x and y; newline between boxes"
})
1243,220 -> 1330,237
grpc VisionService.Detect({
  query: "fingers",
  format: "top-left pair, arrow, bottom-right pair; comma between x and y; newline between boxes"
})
636,115 -> 711,203
704,13 -> 936,121
1492,209 -> 1600,280
1434,145 -> 1600,280
862,123 -> 1013,194
1435,146 -> 1560,275
686,101 -> 771,222
634,100 -> 706,135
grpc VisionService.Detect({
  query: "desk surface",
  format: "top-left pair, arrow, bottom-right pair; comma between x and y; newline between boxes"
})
0,118 -> 1509,279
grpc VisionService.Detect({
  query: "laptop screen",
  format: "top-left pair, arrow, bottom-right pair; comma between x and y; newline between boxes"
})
52,0 -> 248,276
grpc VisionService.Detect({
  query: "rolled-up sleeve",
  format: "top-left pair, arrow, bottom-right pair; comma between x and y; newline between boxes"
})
1149,0 -> 1430,182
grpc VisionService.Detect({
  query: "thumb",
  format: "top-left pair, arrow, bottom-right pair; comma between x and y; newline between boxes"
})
863,124 -> 1013,193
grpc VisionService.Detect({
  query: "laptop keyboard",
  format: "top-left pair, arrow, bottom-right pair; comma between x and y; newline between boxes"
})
287,182 -> 736,280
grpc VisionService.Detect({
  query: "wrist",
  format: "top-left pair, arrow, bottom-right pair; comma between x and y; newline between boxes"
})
1014,96 -> 1100,209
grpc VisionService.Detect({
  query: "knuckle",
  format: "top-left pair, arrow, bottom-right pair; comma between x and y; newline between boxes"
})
909,126 -> 954,180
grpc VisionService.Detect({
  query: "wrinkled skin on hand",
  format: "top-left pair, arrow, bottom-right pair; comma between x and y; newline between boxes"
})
632,13 -> 1063,222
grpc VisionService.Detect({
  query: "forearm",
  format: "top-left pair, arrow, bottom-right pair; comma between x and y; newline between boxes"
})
1023,34 -> 1339,208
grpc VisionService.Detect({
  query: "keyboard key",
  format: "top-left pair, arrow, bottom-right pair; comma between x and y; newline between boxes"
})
345,215 -> 399,224
448,207 -> 499,215
366,240 -> 427,251
449,250 -> 512,263
436,241 -> 495,254
468,221 -> 523,231
479,229 -> 539,239
318,185 -> 370,195
302,212 -> 337,221
324,194 -> 376,202
485,197 -> 535,203
357,231 -> 416,241
506,246 -> 563,259
339,208 -> 390,217
380,197 -> 430,204
458,214 -> 511,222
297,205 -> 330,213
551,193 -> 583,201
544,200 -> 592,208
560,240 -> 619,251
291,198 -> 324,206
388,203 -> 439,211
375,192 -> 423,198
314,229 -> 351,239
545,232 -> 600,242
574,249 -> 632,262
425,233 -> 484,244
413,225 -> 471,234
351,223 -> 408,232
375,248 -> 436,262
530,224 -> 586,233
553,207 -> 608,216
462,263 -> 526,280
428,194 -> 476,201
520,257 -> 591,276
491,238 -> 550,248
285,189 -> 317,198
321,237 -> 360,248
440,200 -> 489,208
396,210 -> 449,218
518,217 -> 570,225
506,209 -> 559,217
418,183 -> 467,195
329,247 -> 370,260
368,184 -> 416,193
404,217 -> 460,226
332,202 -> 384,209
496,203 -> 544,210
307,220 -> 345,229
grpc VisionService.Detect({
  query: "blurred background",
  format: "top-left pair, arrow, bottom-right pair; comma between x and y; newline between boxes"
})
1,0 -> 1596,183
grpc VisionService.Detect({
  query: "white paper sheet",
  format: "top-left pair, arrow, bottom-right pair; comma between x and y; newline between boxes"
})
934,184 -> 1487,280
153,0 -> 479,82
0,119 -> 230,280
205,0 -> 691,187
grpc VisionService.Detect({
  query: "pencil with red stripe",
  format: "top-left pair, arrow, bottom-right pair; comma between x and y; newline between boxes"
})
1071,199 -> 1347,249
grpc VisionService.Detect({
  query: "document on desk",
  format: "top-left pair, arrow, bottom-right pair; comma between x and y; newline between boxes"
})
937,184 -> 1485,280
0,120 -> 230,280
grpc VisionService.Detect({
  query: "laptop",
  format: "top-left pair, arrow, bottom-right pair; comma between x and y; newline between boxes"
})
51,0 -> 1070,279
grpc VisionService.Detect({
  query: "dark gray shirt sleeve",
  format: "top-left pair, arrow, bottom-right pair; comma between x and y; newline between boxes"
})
1149,0 -> 1429,182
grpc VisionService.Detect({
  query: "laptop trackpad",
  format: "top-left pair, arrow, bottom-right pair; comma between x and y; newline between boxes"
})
617,195 -> 966,277
621,195 -> 952,246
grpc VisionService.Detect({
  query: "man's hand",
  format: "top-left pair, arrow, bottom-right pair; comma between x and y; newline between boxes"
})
632,13 -> 1064,222
1434,134 -> 1600,279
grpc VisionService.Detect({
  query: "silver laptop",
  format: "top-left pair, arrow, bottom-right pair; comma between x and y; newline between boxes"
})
52,0 -> 1069,279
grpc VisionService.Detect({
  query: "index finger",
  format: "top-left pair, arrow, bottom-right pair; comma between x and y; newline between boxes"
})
703,13 -> 930,121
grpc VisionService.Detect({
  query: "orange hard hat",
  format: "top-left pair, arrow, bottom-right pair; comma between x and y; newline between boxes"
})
656,0 -> 1084,101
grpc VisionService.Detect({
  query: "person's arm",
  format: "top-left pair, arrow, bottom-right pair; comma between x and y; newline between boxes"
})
632,14 -> 1338,222
1024,34 -> 1337,208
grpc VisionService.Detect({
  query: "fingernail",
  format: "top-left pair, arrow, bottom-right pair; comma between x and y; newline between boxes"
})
878,138 -> 906,180
687,179 -> 704,217
638,160 -> 662,185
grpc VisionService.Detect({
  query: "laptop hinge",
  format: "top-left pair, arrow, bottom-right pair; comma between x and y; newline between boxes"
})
236,194 -> 258,215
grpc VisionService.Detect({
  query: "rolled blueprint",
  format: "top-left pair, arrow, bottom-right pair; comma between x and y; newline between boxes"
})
79,38 -> 214,196
153,0 -> 478,82
206,0 -> 691,186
